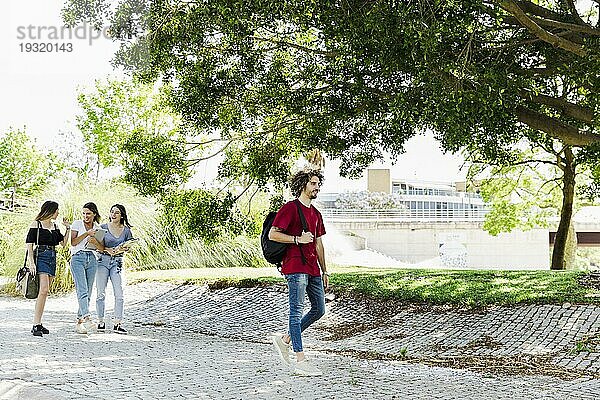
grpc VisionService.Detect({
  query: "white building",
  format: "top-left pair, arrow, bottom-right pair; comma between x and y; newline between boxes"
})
320,169 -> 550,270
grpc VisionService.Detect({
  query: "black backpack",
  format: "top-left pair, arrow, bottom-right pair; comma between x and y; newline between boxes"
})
261,199 -> 308,269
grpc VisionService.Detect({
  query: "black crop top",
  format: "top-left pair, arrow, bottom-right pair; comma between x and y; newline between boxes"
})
26,223 -> 64,246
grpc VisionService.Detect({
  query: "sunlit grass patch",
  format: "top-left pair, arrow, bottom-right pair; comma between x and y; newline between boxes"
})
322,267 -> 599,307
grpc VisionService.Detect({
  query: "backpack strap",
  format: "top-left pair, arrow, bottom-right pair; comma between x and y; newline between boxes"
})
294,199 -> 308,265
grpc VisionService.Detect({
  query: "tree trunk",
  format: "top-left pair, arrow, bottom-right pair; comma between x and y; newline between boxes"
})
564,220 -> 578,269
551,147 -> 576,270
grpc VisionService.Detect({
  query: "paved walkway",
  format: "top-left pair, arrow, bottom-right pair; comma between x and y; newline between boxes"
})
1,282 -> 599,399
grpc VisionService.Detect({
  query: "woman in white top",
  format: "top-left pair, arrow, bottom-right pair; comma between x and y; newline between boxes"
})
70,202 -> 104,334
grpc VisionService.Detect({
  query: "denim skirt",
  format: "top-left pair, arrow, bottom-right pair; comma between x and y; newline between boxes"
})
36,249 -> 57,277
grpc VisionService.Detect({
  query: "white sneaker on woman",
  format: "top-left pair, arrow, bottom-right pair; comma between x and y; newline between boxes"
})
76,322 -> 88,334
83,317 -> 95,332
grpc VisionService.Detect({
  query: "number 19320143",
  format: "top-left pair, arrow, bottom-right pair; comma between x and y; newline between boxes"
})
19,42 -> 73,52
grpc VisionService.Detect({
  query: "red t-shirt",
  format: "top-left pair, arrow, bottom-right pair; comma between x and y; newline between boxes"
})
272,200 -> 326,276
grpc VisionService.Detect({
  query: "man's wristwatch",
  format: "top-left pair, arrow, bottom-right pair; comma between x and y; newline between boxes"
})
322,272 -> 330,276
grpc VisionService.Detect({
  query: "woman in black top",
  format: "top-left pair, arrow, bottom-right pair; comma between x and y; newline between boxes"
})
26,201 -> 71,336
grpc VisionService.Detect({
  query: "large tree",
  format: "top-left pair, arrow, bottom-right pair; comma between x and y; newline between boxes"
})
467,139 -> 598,269
76,78 -> 190,196
63,0 -> 600,268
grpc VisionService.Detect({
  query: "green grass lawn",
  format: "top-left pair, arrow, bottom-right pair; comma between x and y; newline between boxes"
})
128,266 -> 600,308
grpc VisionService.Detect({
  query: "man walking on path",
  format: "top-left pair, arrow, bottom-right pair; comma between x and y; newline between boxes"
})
269,169 -> 329,376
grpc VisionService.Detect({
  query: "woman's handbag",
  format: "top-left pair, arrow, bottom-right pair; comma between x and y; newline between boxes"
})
15,265 -> 39,299
15,221 -> 40,299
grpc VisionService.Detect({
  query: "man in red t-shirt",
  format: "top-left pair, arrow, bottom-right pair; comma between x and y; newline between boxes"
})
269,169 -> 329,376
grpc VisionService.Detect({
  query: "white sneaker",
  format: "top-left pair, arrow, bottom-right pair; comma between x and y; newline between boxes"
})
271,335 -> 291,365
293,360 -> 322,376
83,317 -> 95,332
76,322 -> 88,334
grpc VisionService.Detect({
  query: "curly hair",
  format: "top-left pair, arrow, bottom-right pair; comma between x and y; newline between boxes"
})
289,169 -> 324,198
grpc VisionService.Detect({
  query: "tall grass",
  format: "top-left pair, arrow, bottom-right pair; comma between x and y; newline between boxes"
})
0,179 -> 269,294
130,233 -> 267,270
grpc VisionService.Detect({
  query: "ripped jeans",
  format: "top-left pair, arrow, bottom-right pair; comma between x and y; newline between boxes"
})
285,273 -> 326,353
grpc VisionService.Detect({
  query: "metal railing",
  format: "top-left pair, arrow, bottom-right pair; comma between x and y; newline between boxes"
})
321,208 -> 489,221
400,189 -> 483,199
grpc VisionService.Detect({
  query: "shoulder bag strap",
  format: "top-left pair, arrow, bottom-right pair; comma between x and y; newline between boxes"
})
35,221 -> 40,260
294,200 -> 308,265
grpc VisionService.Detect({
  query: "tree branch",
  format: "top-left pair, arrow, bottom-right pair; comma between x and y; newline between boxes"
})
514,1 -> 569,22
232,179 -> 255,203
515,106 -> 600,146
526,14 -> 599,36
564,0 -> 585,25
186,139 -> 234,166
498,0 -> 586,56
469,158 -> 557,167
518,90 -> 594,124
252,36 -> 338,57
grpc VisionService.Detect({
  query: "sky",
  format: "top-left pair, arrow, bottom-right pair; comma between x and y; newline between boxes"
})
0,0 -> 468,192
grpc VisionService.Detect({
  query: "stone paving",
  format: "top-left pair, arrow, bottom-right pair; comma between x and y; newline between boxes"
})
126,283 -> 600,375
1,281 -> 599,399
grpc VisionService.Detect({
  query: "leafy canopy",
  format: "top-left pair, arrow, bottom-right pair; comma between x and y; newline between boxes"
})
62,0 -> 600,186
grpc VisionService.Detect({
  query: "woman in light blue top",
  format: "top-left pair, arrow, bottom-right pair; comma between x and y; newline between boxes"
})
96,204 -> 134,334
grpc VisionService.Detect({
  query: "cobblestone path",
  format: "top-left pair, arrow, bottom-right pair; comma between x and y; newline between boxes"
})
1,282 -> 599,399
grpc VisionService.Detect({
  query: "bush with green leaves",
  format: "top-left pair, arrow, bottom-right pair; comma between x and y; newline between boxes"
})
159,189 -> 258,243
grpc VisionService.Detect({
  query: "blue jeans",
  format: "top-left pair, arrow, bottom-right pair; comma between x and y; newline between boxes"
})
96,255 -> 124,322
285,273 -> 326,353
70,251 -> 97,319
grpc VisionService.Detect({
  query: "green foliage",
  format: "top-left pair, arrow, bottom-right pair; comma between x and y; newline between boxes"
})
269,194 -> 285,213
473,143 -> 597,239
477,165 -> 557,235
121,132 -> 190,197
0,128 -> 56,207
62,0 -> 600,188
76,78 -> 190,196
579,151 -> 600,202
326,269 -> 598,307
160,189 -> 238,242
129,235 -> 267,270
572,334 -> 600,354
481,200 -> 520,236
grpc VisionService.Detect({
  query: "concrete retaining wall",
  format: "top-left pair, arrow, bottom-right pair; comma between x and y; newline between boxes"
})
328,221 -> 549,269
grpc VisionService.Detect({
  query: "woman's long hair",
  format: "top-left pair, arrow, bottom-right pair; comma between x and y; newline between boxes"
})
110,204 -> 132,227
35,201 -> 59,221
82,202 -> 101,223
